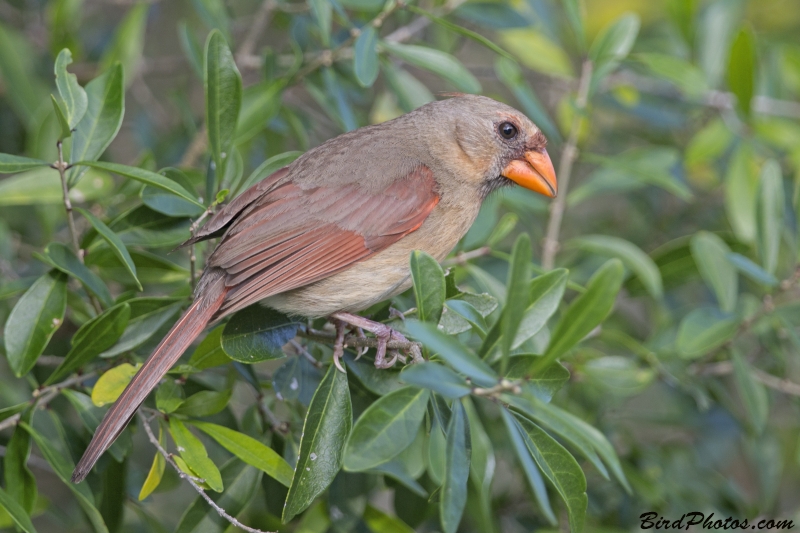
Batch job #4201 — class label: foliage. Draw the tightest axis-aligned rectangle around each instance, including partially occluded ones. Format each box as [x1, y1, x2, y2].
[1, 0, 800, 532]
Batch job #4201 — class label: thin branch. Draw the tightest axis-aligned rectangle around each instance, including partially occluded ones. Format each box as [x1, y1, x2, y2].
[289, 339, 323, 368]
[179, 124, 208, 169]
[541, 60, 593, 270]
[298, 328, 422, 353]
[690, 361, 800, 397]
[236, 0, 278, 61]
[55, 141, 81, 256]
[138, 413, 275, 533]
[442, 246, 491, 266]
[0, 371, 98, 433]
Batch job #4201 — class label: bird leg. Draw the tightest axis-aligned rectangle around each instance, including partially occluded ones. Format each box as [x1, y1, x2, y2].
[329, 311, 422, 369]
[331, 318, 347, 373]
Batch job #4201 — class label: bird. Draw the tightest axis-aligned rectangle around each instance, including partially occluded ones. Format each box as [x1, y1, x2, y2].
[71, 94, 557, 483]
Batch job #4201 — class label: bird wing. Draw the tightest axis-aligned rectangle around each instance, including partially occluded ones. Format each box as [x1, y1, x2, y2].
[199, 164, 440, 317]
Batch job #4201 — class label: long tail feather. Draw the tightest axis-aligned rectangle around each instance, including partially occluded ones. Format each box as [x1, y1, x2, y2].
[71, 279, 227, 483]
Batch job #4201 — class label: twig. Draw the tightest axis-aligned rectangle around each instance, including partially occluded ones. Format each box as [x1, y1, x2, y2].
[442, 246, 491, 266]
[236, 0, 278, 61]
[138, 413, 274, 533]
[690, 361, 800, 397]
[541, 60, 593, 270]
[0, 371, 98, 433]
[298, 328, 422, 353]
[472, 379, 521, 397]
[179, 125, 208, 169]
[54, 141, 81, 256]
[289, 339, 323, 368]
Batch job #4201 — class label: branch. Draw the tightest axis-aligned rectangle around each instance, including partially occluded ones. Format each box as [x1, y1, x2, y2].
[54, 141, 80, 256]
[236, 0, 278, 61]
[442, 246, 491, 266]
[690, 361, 800, 397]
[138, 413, 275, 533]
[298, 328, 422, 353]
[541, 60, 593, 270]
[0, 371, 98, 433]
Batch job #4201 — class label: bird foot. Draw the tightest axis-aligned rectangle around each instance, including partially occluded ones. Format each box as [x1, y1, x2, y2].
[329, 311, 422, 370]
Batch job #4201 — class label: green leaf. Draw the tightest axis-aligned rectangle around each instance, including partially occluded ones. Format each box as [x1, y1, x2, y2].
[381, 42, 481, 93]
[494, 57, 562, 143]
[236, 151, 301, 194]
[0, 167, 113, 206]
[0, 153, 49, 173]
[283, 365, 352, 522]
[67, 64, 125, 186]
[727, 26, 756, 117]
[155, 379, 184, 413]
[757, 160, 784, 276]
[562, 0, 586, 50]
[354, 26, 379, 87]
[343, 351, 403, 396]
[400, 362, 472, 398]
[309, 0, 332, 45]
[51, 94, 72, 139]
[533, 259, 624, 374]
[444, 300, 487, 336]
[20, 420, 109, 533]
[440, 400, 471, 533]
[344, 387, 430, 472]
[98, 4, 148, 85]
[176, 389, 231, 417]
[188, 327, 231, 370]
[635, 53, 708, 96]
[0, 23, 49, 125]
[62, 389, 132, 462]
[676, 307, 740, 359]
[142, 168, 204, 218]
[46, 303, 130, 384]
[76, 162, 203, 208]
[504, 356, 570, 402]
[191, 421, 293, 487]
[589, 12, 640, 80]
[54, 48, 88, 129]
[690, 231, 737, 313]
[3, 412, 36, 514]
[500, 408, 556, 525]
[498, 29, 574, 78]
[138, 425, 166, 500]
[512, 413, 587, 533]
[514, 269, 568, 350]
[569, 235, 662, 299]
[405, 320, 498, 387]
[731, 348, 769, 433]
[726, 253, 778, 287]
[99, 300, 182, 357]
[410, 250, 446, 324]
[724, 142, 759, 243]
[364, 505, 415, 533]
[175, 459, 261, 533]
[221, 306, 301, 363]
[4, 271, 67, 377]
[91, 363, 139, 406]
[78, 207, 142, 291]
[169, 419, 223, 492]
[382, 64, 435, 112]
[205, 30, 242, 181]
[500, 233, 532, 373]
[40, 242, 112, 306]
[236, 81, 283, 144]
[0, 487, 38, 533]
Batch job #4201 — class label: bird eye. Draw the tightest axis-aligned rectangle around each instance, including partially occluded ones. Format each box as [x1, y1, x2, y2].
[498, 122, 518, 140]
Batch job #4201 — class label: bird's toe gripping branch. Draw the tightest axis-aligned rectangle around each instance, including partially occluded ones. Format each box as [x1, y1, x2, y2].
[329, 311, 423, 371]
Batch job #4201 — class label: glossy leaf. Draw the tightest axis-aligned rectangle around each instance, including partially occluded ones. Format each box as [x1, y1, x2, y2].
[677, 307, 740, 359]
[155, 379, 184, 413]
[405, 320, 498, 387]
[169, 419, 223, 492]
[221, 306, 301, 363]
[513, 413, 587, 533]
[67, 64, 124, 186]
[440, 400, 471, 533]
[344, 387, 430, 471]
[40, 242, 112, 306]
[138, 425, 166, 500]
[400, 362, 472, 398]
[0, 153, 49, 173]
[570, 235, 662, 299]
[54, 48, 87, 129]
[757, 160, 784, 275]
[444, 300, 487, 336]
[188, 327, 231, 370]
[236, 151, 301, 194]
[142, 168, 204, 217]
[410, 250, 446, 324]
[4, 271, 67, 377]
[533, 259, 624, 373]
[91, 363, 138, 406]
[99, 300, 182, 357]
[343, 351, 403, 396]
[205, 30, 242, 180]
[3, 411, 36, 514]
[504, 356, 570, 402]
[0, 487, 37, 533]
[500, 233, 532, 373]
[500, 408, 556, 524]
[727, 26, 756, 117]
[20, 420, 109, 533]
[191, 421, 293, 486]
[283, 365, 352, 522]
[176, 389, 231, 417]
[691, 231, 737, 313]
[731, 348, 769, 433]
[46, 302, 130, 384]
[0, 167, 113, 206]
[354, 26, 379, 87]
[76, 162, 203, 208]
[381, 42, 481, 93]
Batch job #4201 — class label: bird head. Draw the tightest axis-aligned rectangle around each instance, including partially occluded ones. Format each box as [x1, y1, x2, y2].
[426, 95, 558, 199]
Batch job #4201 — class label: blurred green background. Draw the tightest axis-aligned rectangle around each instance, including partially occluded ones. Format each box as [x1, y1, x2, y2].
[1, 0, 800, 532]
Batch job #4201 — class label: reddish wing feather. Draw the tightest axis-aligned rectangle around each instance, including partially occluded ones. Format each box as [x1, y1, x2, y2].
[207, 165, 440, 317]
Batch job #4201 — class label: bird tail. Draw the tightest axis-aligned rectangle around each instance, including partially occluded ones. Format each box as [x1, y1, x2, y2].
[71, 277, 227, 483]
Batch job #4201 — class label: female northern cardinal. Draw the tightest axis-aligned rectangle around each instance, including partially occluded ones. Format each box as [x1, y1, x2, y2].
[72, 94, 557, 482]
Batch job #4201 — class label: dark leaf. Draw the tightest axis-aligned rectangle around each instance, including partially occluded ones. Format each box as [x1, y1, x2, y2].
[410, 250, 446, 324]
[0, 153, 49, 173]
[500, 233, 532, 373]
[221, 306, 301, 363]
[205, 30, 242, 180]
[354, 26, 379, 87]
[40, 242, 113, 306]
[400, 362, 472, 398]
[440, 400, 471, 533]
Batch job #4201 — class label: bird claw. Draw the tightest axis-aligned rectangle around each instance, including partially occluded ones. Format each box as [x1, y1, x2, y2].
[329, 311, 422, 370]
[331, 319, 347, 373]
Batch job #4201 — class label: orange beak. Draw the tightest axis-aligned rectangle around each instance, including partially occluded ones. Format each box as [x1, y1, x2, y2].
[501, 149, 558, 198]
